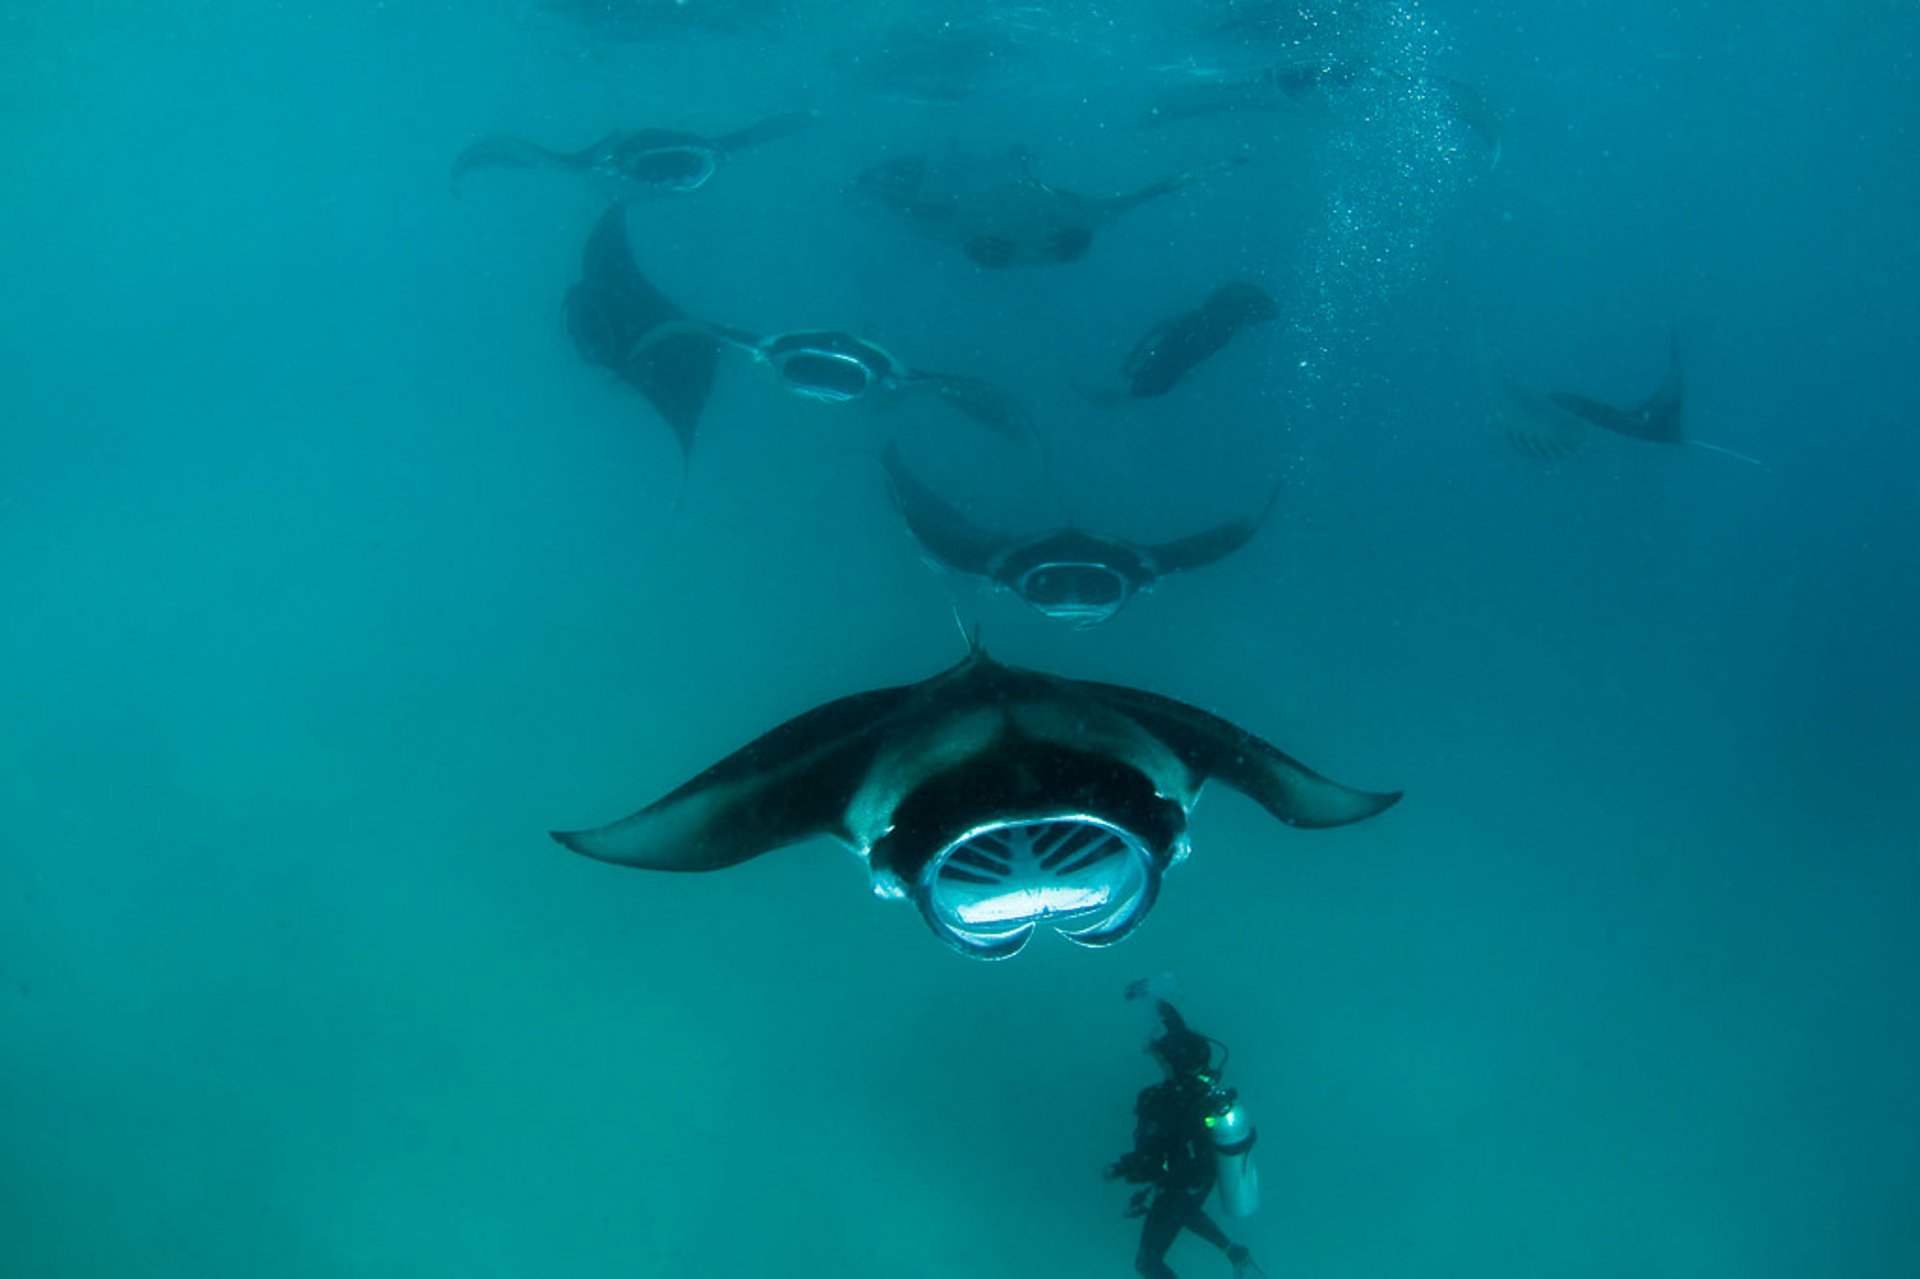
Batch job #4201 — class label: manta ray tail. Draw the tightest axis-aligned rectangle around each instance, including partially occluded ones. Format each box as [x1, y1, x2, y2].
[1687, 439, 1764, 466]
[451, 135, 575, 185]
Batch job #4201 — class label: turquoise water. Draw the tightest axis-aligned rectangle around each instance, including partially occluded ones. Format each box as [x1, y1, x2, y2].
[2, 2, 1914, 1275]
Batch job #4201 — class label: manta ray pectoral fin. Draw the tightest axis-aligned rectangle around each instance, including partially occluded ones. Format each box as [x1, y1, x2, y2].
[1045, 227, 1095, 261]
[1108, 155, 1248, 216]
[1142, 485, 1280, 575]
[913, 373, 1044, 456]
[1506, 424, 1587, 461]
[552, 685, 919, 872]
[964, 235, 1019, 268]
[881, 442, 1010, 576]
[1082, 682, 1401, 829]
[1546, 392, 1650, 440]
[1498, 383, 1592, 459]
[711, 109, 819, 153]
[569, 204, 721, 458]
[1545, 336, 1687, 445]
[622, 328, 720, 458]
[451, 135, 573, 185]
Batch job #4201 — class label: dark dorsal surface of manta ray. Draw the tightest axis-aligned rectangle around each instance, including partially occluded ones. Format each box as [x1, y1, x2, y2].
[563, 202, 722, 463]
[1503, 334, 1759, 464]
[551, 640, 1400, 958]
[855, 146, 1246, 268]
[1545, 333, 1685, 444]
[883, 443, 1279, 627]
[1087, 280, 1280, 403]
[452, 109, 816, 194]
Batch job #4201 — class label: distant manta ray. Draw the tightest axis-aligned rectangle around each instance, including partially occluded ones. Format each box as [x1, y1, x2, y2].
[1141, 57, 1502, 161]
[1082, 281, 1279, 404]
[452, 110, 816, 195]
[883, 443, 1279, 627]
[563, 202, 1042, 470]
[1502, 334, 1761, 465]
[855, 146, 1246, 268]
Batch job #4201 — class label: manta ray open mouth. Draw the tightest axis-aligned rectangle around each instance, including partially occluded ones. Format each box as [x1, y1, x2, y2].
[918, 815, 1162, 958]
[612, 145, 720, 191]
[1016, 562, 1133, 626]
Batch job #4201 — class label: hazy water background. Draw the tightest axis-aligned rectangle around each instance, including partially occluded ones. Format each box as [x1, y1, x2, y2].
[2, 1, 1914, 1275]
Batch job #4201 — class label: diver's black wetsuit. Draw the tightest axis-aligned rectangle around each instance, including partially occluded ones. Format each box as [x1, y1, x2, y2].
[1110, 1076, 1246, 1279]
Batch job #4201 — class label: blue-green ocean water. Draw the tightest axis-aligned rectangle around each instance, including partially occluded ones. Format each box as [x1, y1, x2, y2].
[2, 2, 1914, 1275]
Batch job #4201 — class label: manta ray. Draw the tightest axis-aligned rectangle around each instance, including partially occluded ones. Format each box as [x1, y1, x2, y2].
[552, 639, 1399, 958]
[562, 202, 1040, 466]
[883, 443, 1278, 627]
[452, 110, 815, 194]
[1502, 334, 1761, 465]
[1083, 280, 1280, 404]
[855, 147, 1245, 268]
[1141, 57, 1502, 160]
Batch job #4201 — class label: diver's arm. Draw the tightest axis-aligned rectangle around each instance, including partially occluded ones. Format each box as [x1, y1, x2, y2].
[1107, 1086, 1176, 1182]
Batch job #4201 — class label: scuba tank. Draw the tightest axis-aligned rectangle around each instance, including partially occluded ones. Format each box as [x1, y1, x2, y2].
[1202, 1084, 1260, 1218]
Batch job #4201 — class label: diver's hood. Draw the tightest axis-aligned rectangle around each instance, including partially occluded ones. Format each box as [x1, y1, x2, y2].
[866, 740, 1188, 958]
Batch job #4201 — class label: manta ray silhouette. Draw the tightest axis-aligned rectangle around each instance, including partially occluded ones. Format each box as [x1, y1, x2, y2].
[855, 146, 1245, 268]
[452, 110, 815, 195]
[563, 202, 1041, 466]
[1084, 281, 1280, 403]
[552, 642, 1399, 958]
[563, 201, 721, 465]
[883, 443, 1279, 627]
[1503, 334, 1761, 465]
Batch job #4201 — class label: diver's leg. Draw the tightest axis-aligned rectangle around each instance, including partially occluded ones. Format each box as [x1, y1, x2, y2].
[1179, 1202, 1262, 1277]
[1134, 1191, 1185, 1279]
[1182, 1203, 1232, 1251]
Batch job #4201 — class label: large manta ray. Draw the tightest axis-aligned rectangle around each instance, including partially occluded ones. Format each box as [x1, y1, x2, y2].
[452, 110, 815, 195]
[855, 147, 1244, 268]
[552, 641, 1399, 958]
[883, 443, 1278, 627]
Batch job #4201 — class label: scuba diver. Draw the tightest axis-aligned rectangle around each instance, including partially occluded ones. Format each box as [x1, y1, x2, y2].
[1107, 985, 1264, 1279]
